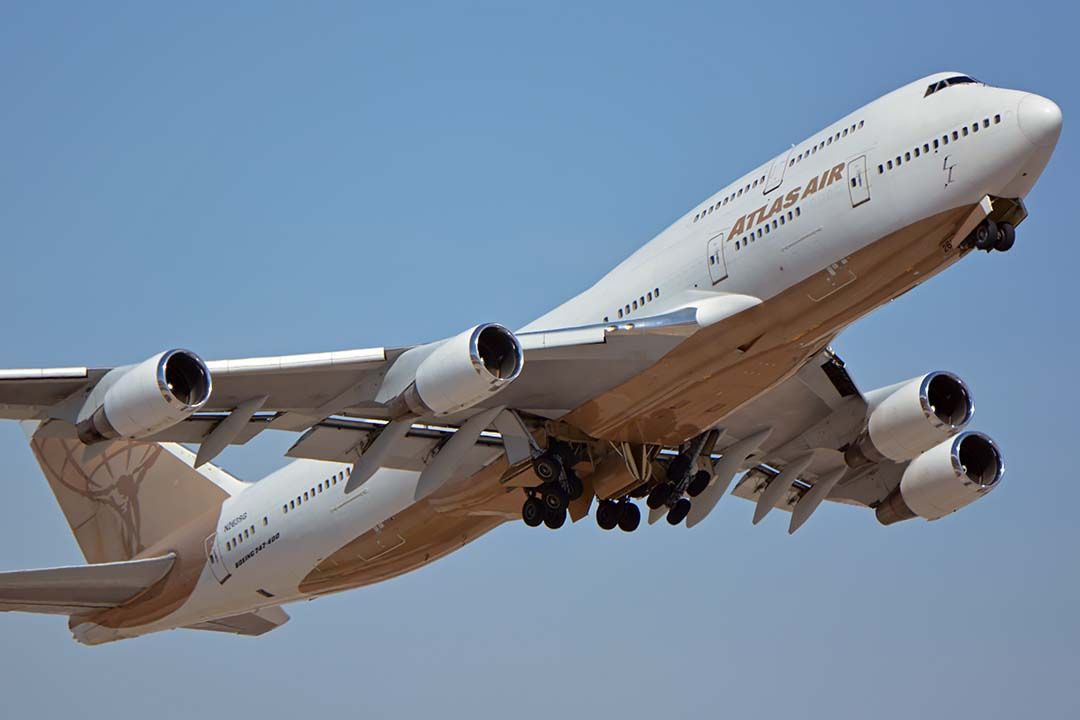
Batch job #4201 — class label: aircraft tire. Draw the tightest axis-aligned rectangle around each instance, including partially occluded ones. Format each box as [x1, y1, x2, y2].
[666, 498, 692, 525]
[542, 484, 569, 511]
[565, 470, 584, 501]
[533, 453, 563, 482]
[544, 507, 567, 530]
[596, 501, 619, 530]
[996, 222, 1016, 252]
[523, 497, 545, 527]
[687, 470, 711, 498]
[617, 502, 641, 532]
[973, 220, 999, 251]
[646, 482, 675, 509]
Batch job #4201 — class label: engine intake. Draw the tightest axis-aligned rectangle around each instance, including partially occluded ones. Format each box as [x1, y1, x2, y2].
[385, 323, 524, 417]
[76, 349, 213, 444]
[846, 371, 973, 466]
[876, 431, 1004, 525]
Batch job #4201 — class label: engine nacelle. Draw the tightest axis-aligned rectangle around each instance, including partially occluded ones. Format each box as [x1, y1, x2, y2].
[386, 324, 523, 417]
[876, 431, 1004, 525]
[76, 349, 212, 444]
[846, 371, 973, 466]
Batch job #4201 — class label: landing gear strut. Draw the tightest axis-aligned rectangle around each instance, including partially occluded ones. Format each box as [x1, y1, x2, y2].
[522, 442, 582, 529]
[651, 430, 720, 526]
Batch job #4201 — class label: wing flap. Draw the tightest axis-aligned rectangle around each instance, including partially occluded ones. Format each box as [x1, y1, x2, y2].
[185, 606, 290, 637]
[0, 553, 175, 614]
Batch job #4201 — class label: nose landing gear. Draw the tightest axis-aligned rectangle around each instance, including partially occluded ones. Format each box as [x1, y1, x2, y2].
[970, 219, 1016, 253]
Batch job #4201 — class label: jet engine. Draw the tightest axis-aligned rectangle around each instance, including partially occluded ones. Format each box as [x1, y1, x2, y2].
[876, 431, 1003, 525]
[845, 371, 973, 466]
[76, 349, 212, 444]
[384, 323, 524, 417]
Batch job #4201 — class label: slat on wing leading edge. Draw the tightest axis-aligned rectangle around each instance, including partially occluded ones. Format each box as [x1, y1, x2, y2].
[205, 347, 386, 375]
[0, 367, 88, 381]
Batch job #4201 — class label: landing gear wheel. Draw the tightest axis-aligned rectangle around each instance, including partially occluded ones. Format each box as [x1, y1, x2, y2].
[996, 222, 1016, 252]
[973, 220, 1000, 252]
[544, 507, 567, 530]
[533, 453, 563, 482]
[646, 482, 675, 510]
[666, 498, 692, 526]
[542, 484, 569, 512]
[522, 497, 545, 527]
[617, 502, 641, 532]
[564, 470, 584, 501]
[596, 501, 619, 530]
[687, 470, 711, 498]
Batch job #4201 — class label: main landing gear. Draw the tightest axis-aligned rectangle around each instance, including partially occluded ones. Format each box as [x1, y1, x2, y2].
[595, 498, 641, 532]
[521, 443, 584, 530]
[647, 429, 720, 526]
[970, 219, 1016, 253]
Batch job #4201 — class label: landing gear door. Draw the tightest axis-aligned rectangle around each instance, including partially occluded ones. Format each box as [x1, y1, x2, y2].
[763, 149, 793, 194]
[205, 533, 231, 584]
[707, 232, 727, 284]
[847, 155, 871, 207]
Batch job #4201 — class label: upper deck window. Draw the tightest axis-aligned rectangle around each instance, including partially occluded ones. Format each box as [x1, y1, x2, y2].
[925, 75, 980, 97]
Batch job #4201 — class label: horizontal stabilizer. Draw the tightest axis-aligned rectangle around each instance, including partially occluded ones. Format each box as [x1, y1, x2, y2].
[0, 553, 175, 615]
[185, 606, 290, 637]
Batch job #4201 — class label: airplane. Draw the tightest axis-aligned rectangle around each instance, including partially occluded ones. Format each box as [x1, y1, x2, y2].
[0, 72, 1061, 644]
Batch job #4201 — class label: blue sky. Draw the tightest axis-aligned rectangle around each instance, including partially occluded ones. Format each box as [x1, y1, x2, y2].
[0, 2, 1076, 718]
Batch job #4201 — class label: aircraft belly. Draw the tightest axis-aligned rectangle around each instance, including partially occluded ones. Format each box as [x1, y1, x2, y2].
[298, 458, 518, 595]
[562, 204, 977, 444]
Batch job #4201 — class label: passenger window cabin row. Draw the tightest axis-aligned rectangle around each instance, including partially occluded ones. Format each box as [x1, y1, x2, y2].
[225, 517, 267, 552]
[733, 207, 801, 251]
[282, 468, 349, 515]
[606, 287, 661, 322]
[694, 174, 767, 222]
[789, 119, 866, 168]
[221, 468, 353, 556]
[877, 113, 1002, 175]
[693, 120, 865, 224]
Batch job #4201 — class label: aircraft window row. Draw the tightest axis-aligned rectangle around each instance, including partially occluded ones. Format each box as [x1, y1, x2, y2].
[282, 469, 349, 514]
[225, 523, 258, 551]
[693, 173, 769, 222]
[606, 287, 660, 322]
[732, 207, 801, 251]
[924, 75, 979, 97]
[876, 114, 1002, 175]
[693, 119, 866, 224]
[791, 120, 866, 167]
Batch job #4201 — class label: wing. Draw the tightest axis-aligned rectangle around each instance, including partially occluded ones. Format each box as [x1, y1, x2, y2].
[0, 294, 763, 450]
[0, 554, 175, 615]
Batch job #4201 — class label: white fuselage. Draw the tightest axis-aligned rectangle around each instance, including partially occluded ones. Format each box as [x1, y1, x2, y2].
[120, 73, 1059, 640]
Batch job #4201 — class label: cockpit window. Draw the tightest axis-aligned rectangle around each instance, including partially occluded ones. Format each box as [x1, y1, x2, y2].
[925, 75, 981, 97]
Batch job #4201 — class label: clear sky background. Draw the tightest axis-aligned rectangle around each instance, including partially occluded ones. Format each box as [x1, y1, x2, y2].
[0, 2, 1076, 718]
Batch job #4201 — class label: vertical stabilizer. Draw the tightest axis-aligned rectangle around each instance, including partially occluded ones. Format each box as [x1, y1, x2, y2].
[22, 421, 247, 564]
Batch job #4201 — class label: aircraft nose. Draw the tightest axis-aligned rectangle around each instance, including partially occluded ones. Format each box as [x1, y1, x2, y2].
[1017, 93, 1063, 149]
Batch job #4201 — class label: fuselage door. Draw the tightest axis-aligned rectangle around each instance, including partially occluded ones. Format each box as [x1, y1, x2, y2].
[707, 232, 727, 284]
[204, 533, 232, 584]
[763, 149, 793, 194]
[847, 155, 871, 207]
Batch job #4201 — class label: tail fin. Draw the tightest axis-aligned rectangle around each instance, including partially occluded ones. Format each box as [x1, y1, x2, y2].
[23, 421, 247, 564]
